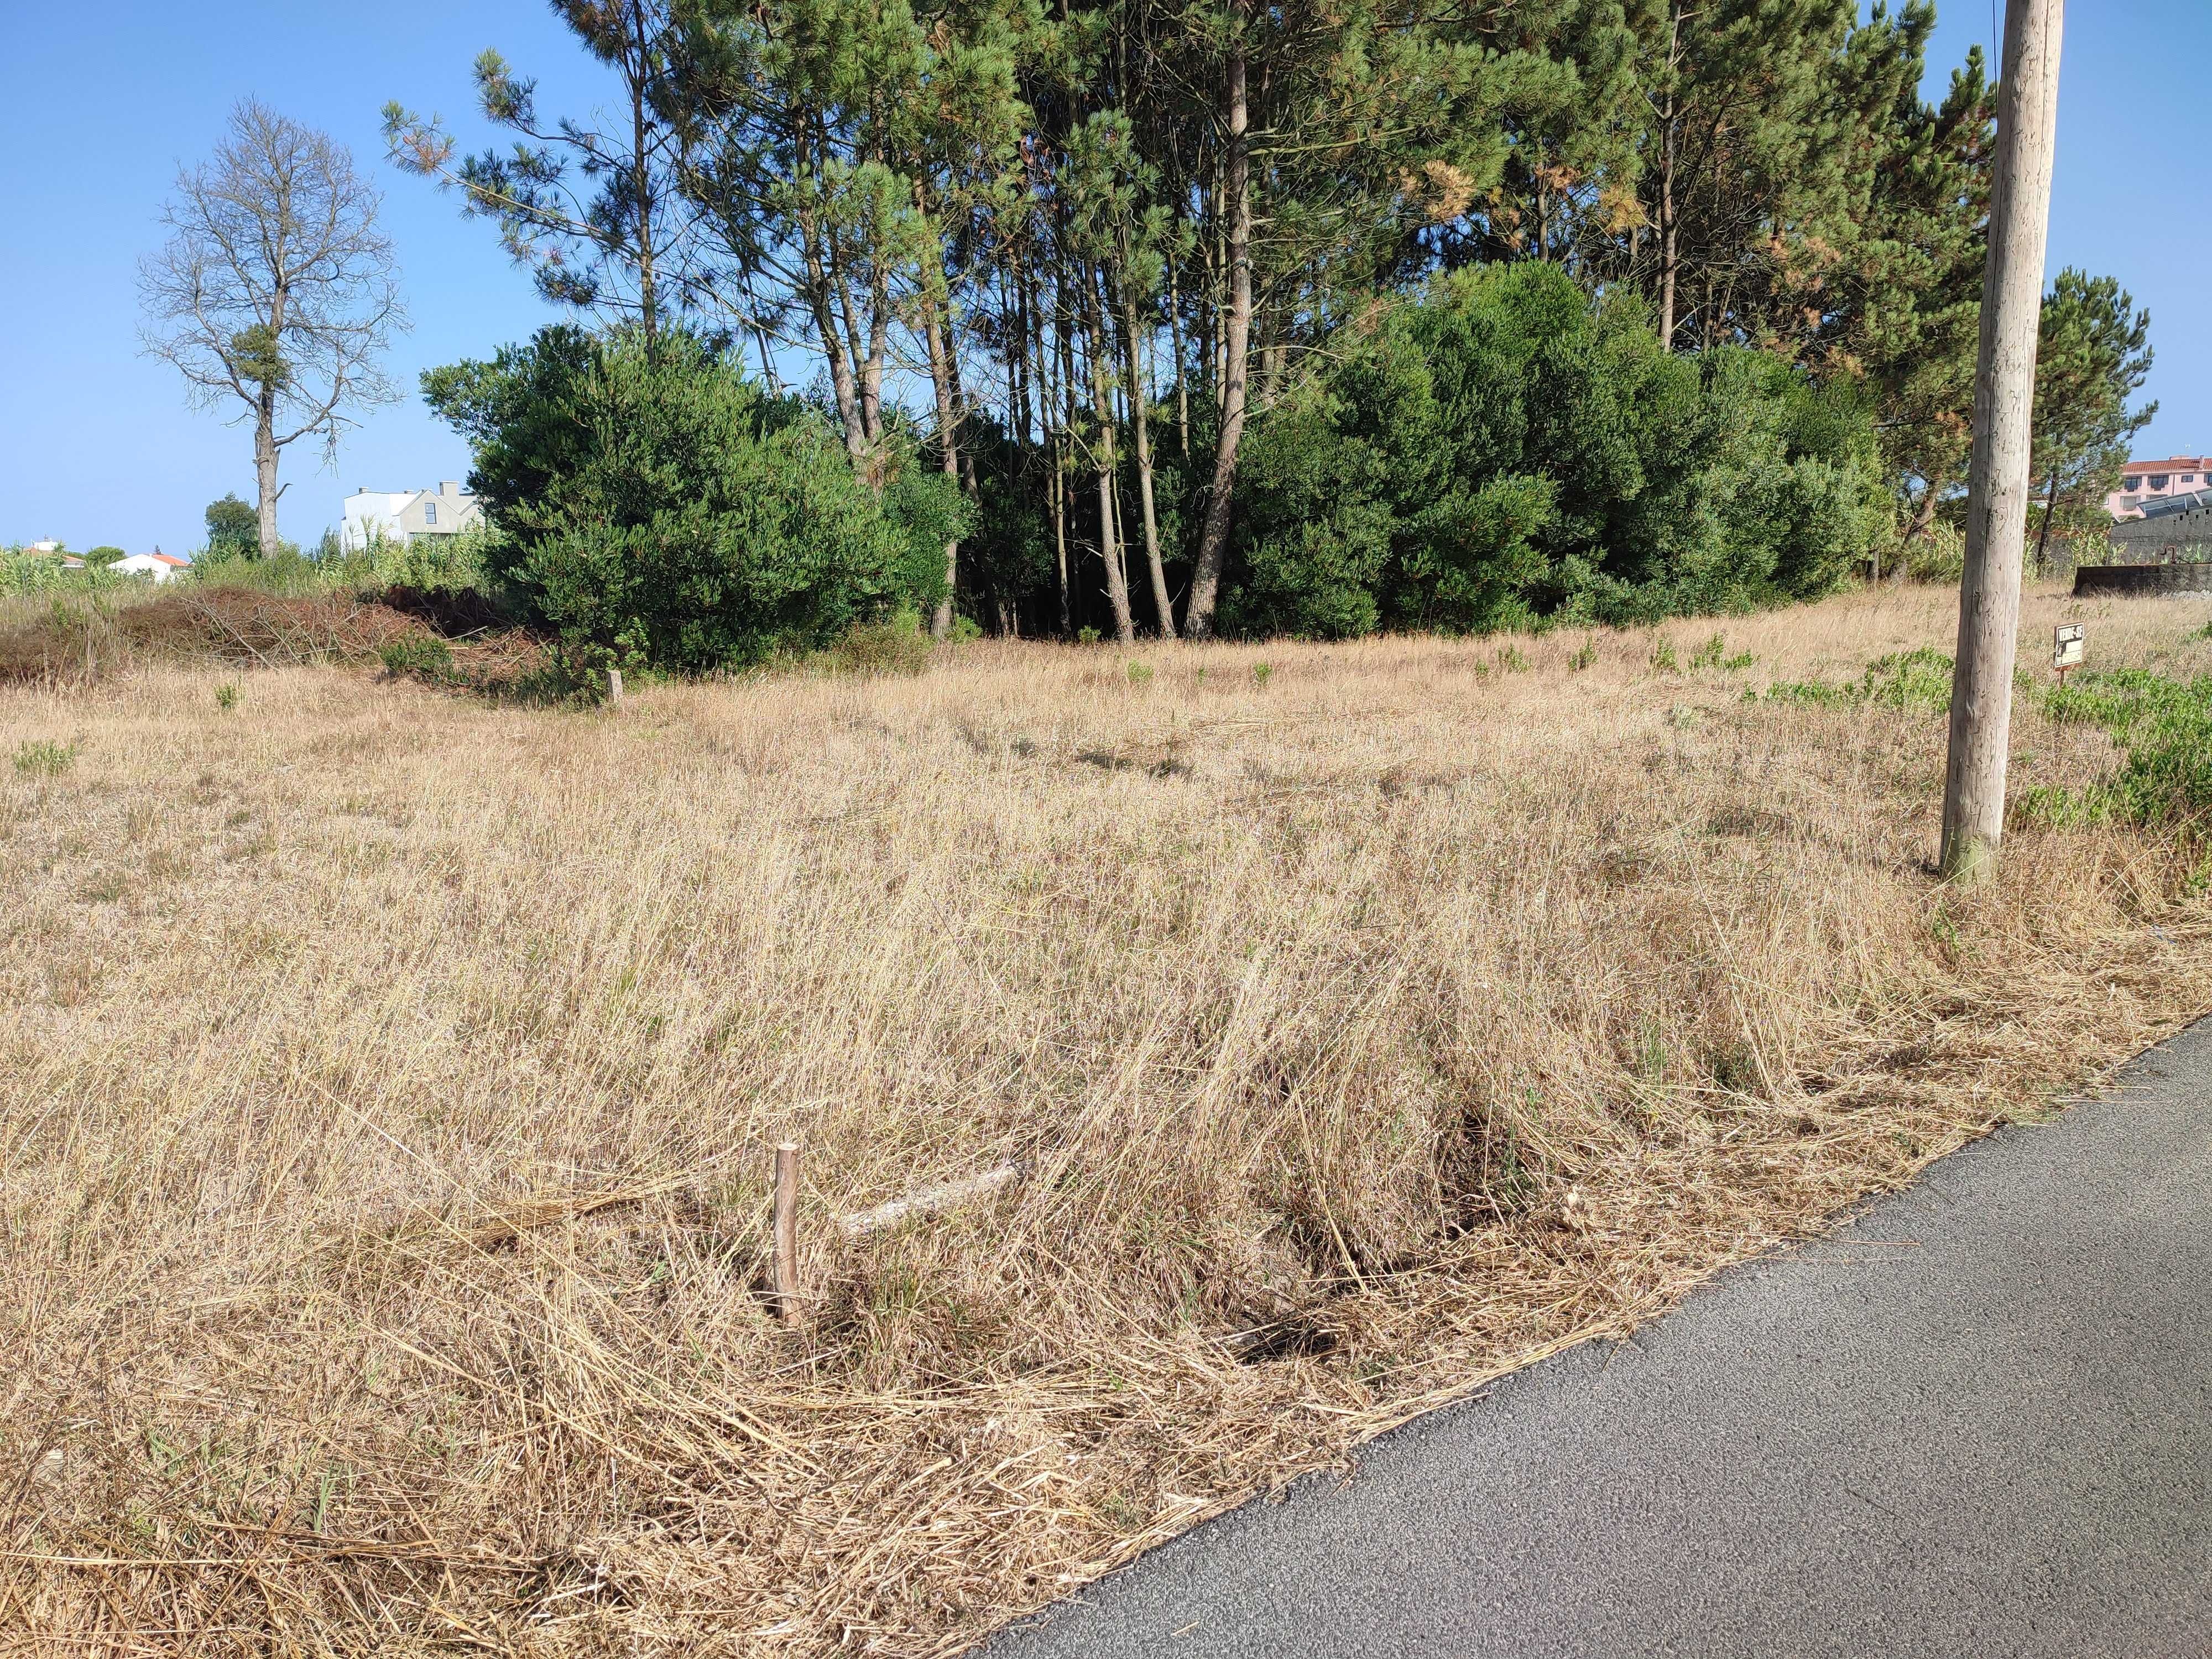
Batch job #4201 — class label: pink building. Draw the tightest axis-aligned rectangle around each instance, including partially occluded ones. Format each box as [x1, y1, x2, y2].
[2108, 455, 2212, 519]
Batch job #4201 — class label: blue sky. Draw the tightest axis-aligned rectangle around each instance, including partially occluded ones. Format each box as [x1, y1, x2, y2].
[1, 1, 2204, 555]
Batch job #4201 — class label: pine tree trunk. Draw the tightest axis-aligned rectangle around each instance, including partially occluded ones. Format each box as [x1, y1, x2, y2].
[1658, 132, 1678, 348]
[794, 148, 868, 467]
[923, 295, 963, 639]
[628, 14, 659, 347]
[1052, 261, 1077, 639]
[1044, 287, 1067, 634]
[861, 267, 890, 451]
[1087, 284, 1135, 646]
[1121, 275, 1176, 638]
[1168, 257, 1190, 458]
[2033, 469, 2060, 578]
[1185, 14, 1253, 641]
[1656, 10, 1682, 350]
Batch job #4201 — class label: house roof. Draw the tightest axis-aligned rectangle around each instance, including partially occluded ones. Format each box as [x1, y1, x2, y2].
[2136, 490, 2212, 521]
[2122, 456, 2212, 475]
[149, 552, 189, 567]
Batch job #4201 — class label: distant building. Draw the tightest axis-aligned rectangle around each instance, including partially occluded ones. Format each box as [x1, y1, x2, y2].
[2107, 456, 2212, 520]
[109, 551, 190, 582]
[341, 482, 484, 551]
[2107, 492, 2212, 564]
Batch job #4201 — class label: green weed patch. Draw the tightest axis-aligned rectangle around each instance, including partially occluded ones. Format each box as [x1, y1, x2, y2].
[1759, 646, 1953, 713]
[2024, 667, 2212, 829]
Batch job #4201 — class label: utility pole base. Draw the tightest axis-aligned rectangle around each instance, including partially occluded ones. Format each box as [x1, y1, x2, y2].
[1940, 831, 1999, 888]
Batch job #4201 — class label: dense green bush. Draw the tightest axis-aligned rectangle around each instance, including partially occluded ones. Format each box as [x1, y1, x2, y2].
[424, 328, 961, 674]
[1221, 264, 1887, 638]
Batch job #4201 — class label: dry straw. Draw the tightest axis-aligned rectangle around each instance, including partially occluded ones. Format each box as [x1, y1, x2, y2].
[2, 583, 2209, 1655]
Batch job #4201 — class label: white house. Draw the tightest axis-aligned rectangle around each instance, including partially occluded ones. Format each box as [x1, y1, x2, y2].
[341, 481, 484, 551]
[110, 551, 190, 582]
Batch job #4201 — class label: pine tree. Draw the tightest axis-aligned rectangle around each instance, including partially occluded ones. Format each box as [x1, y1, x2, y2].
[2031, 269, 2155, 573]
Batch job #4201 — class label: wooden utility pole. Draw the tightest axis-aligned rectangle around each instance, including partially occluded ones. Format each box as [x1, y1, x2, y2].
[1939, 0, 2064, 884]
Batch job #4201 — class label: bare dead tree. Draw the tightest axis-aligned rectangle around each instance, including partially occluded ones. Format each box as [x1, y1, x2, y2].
[140, 99, 406, 557]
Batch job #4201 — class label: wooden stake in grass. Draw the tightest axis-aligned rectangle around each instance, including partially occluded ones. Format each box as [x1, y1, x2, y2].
[607, 667, 624, 705]
[771, 1141, 801, 1323]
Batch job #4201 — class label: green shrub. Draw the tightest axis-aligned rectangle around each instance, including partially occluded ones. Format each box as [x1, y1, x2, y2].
[378, 634, 457, 683]
[1221, 264, 1886, 639]
[424, 327, 955, 675]
[1901, 521, 1966, 583]
[822, 613, 936, 677]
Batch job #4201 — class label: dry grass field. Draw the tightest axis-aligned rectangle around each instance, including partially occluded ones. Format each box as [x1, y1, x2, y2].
[4, 582, 2211, 1655]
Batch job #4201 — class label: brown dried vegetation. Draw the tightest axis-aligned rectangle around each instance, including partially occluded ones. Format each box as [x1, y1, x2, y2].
[0, 588, 546, 696]
[2, 585, 2209, 1655]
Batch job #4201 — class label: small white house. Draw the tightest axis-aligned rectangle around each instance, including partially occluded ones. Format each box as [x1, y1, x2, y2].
[341, 481, 484, 551]
[111, 551, 190, 582]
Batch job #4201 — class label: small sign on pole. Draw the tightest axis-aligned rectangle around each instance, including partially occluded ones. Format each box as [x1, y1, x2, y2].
[2053, 623, 2085, 683]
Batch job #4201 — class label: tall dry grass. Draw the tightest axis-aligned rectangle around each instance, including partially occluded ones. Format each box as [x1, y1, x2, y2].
[3, 584, 2210, 1655]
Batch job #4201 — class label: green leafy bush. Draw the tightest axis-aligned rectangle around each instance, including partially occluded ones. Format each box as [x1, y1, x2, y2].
[424, 327, 958, 674]
[378, 634, 457, 683]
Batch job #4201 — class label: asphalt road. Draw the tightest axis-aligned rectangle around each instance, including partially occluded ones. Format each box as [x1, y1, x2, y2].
[990, 1017, 2212, 1659]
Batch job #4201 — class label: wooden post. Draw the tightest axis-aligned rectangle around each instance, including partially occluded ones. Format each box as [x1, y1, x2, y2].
[771, 1141, 801, 1323]
[1939, 0, 2065, 884]
[606, 667, 624, 705]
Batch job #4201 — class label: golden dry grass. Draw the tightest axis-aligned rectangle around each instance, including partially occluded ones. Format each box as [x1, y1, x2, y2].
[4, 582, 2211, 1655]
